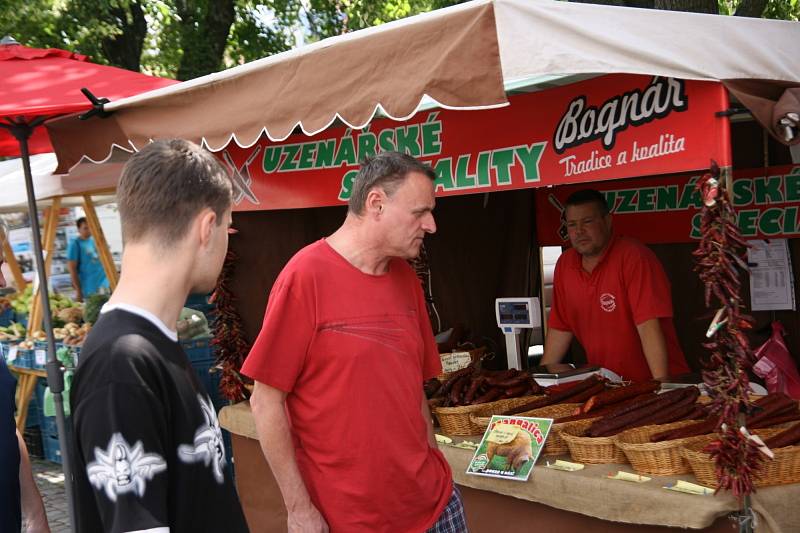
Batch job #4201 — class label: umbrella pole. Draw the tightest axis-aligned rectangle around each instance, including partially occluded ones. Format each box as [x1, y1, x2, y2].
[9, 120, 77, 533]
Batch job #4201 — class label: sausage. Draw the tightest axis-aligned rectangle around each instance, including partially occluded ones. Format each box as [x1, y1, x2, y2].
[581, 380, 661, 414]
[763, 422, 800, 449]
[440, 366, 474, 397]
[746, 396, 797, 427]
[503, 383, 531, 398]
[650, 417, 718, 442]
[565, 382, 606, 405]
[624, 389, 700, 429]
[678, 404, 708, 421]
[483, 369, 518, 386]
[749, 412, 800, 429]
[492, 375, 530, 388]
[588, 388, 689, 437]
[449, 374, 471, 406]
[463, 376, 485, 404]
[471, 387, 505, 405]
[502, 375, 604, 415]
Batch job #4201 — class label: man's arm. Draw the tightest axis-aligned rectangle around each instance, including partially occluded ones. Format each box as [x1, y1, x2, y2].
[540, 328, 575, 371]
[636, 318, 669, 381]
[67, 260, 82, 301]
[250, 381, 328, 533]
[17, 430, 50, 533]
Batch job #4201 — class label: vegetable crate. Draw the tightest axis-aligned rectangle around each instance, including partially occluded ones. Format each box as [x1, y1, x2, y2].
[11, 348, 35, 369]
[0, 307, 13, 326]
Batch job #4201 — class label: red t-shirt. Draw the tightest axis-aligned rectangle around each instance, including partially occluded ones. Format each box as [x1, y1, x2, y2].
[548, 236, 689, 382]
[241, 240, 452, 533]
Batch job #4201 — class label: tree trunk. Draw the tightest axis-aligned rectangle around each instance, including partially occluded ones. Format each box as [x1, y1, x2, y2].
[176, 0, 236, 81]
[653, 0, 718, 13]
[100, 1, 146, 72]
[734, 0, 768, 17]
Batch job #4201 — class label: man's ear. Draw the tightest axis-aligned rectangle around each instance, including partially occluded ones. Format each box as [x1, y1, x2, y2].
[365, 187, 386, 218]
[197, 208, 218, 248]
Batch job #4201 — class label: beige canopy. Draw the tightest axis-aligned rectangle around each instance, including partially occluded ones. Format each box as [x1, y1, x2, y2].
[47, 0, 800, 172]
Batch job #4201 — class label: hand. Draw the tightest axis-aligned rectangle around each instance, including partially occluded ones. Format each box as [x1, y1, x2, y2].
[288, 503, 329, 533]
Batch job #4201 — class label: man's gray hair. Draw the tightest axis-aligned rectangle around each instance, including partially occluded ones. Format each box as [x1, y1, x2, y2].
[348, 151, 435, 215]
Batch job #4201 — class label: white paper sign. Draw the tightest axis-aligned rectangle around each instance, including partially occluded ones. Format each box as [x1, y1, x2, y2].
[35, 350, 47, 366]
[8, 346, 18, 362]
[440, 351, 472, 373]
[747, 239, 796, 311]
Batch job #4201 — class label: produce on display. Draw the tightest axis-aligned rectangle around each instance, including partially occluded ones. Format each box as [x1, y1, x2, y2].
[211, 250, 251, 401]
[84, 294, 110, 325]
[0, 322, 26, 340]
[430, 361, 542, 408]
[693, 162, 762, 498]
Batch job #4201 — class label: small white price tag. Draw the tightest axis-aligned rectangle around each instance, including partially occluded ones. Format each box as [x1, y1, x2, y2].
[35, 350, 47, 366]
[440, 351, 472, 373]
[8, 346, 18, 362]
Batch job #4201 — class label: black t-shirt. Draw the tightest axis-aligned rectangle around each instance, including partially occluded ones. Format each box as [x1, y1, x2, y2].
[71, 308, 249, 533]
[1, 359, 21, 533]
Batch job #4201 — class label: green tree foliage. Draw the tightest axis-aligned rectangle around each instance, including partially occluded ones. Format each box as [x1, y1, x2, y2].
[0, 0, 796, 80]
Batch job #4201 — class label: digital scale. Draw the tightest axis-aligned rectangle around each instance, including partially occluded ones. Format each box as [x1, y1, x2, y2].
[495, 297, 541, 370]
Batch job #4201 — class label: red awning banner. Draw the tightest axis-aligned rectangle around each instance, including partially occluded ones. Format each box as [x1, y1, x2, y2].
[219, 74, 731, 211]
[535, 165, 800, 246]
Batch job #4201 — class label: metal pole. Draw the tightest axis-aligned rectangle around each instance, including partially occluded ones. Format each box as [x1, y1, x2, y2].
[10, 120, 77, 532]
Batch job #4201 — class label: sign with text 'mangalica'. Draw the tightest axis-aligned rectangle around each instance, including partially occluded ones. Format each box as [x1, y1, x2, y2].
[218, 74, 730, 211]
[535, 165, 800, 245]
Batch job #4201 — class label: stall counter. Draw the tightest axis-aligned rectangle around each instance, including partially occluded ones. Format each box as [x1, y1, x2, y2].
[219, 402, 799, 533]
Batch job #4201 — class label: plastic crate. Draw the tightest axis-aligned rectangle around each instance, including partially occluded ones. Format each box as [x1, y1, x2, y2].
[184, 293, 216, 319]
[24, 378, 47, 429]
[42, 434, 62, 464]
[23, 427, 43, 459]
[40, 415, 59, 439]
[181, 337, 213, 363]
[0, 307, 13, 326]
[10, 347, 35, 369]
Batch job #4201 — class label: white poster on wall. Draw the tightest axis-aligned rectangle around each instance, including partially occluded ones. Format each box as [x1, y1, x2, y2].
[747, 239, 796, 311]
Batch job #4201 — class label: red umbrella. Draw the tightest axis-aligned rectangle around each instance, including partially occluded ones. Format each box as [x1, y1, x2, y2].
[0, 36, 177, 531]
[0, 37, 176, 155]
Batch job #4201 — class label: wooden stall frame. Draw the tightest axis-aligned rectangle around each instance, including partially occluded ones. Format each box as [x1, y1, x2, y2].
[27, 198, 61, 336]
[0, 223, 26, 290]
[82, 194, 119, 290]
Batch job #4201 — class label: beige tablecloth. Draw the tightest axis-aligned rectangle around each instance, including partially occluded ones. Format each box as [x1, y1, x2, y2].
[220, 402, 800, 532]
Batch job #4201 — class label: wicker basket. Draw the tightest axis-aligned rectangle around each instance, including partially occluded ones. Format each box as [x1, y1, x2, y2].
[614, 420, 709, 476]
[470, 403, 582, 455]
[682, 428, 800, 488]
[560, 420, 628, 464]
[434, 394, 544, 436]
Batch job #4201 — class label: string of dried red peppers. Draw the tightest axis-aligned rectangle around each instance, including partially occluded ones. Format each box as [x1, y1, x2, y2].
[211, 249, 252, 402]
[693, 161, 762, 499]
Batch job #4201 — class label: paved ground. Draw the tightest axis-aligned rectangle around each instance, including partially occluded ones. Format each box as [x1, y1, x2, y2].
[29, 459, 71, 533]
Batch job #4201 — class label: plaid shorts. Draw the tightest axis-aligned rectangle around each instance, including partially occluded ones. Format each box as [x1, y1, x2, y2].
[427, 486, 468, 533]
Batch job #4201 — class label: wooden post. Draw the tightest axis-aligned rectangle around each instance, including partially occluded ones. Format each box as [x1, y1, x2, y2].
[27, 199, 60, 335]
[82, 195, 118, 290]
[1, 225, 27, 290]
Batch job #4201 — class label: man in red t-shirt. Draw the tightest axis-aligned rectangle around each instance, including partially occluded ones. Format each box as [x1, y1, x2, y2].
[242, 152, 463, 533]
[541, 189, 689, 382]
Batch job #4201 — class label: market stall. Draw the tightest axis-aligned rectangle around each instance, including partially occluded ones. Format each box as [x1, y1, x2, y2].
[41, 0, 800, 531]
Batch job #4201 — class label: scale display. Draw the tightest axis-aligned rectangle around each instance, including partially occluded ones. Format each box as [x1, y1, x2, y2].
[498, 302, 532, 325]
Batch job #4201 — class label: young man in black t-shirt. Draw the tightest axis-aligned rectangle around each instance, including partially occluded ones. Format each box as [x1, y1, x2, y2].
[70, 139, 249, 532]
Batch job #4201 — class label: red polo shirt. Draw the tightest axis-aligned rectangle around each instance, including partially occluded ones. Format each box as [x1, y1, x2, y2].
[549, 236, 689, 382]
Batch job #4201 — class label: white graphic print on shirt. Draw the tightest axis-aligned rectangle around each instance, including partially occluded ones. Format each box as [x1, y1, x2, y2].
[87, 433, 167, 502]
[178, 394, 227, 484]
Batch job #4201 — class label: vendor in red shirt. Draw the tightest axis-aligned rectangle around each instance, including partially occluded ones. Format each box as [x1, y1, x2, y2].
[243, 152, 462, 533]
[540, 189, 689, 382]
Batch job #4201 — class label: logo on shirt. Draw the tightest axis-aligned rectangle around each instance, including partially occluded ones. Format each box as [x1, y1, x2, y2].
[87, 433, 167, 502]
[178, 394, 227, 484]
[600, 293, 617, 313]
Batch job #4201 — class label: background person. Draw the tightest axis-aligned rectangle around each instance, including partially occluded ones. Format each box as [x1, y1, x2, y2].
[67, 217, 109, 301]
[540, 189, 690, 382]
